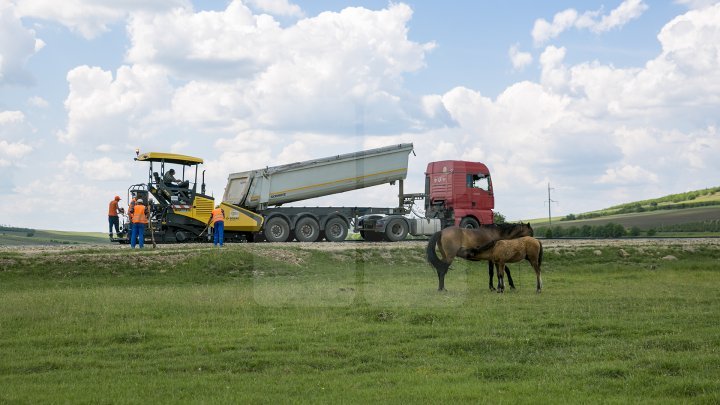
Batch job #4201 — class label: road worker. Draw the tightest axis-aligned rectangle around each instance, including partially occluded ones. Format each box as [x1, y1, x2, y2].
[208, 204, 225, 247]
[130, 198, 148, 249]
[128, 197, 136, 222]
[108, 195, 123, 240]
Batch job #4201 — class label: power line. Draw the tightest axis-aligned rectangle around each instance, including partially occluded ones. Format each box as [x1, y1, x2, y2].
[545, 182, 558, 227]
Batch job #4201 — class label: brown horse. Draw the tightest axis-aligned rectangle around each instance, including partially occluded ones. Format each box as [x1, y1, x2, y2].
[426, 223, 534, 291]
[470, 236, 543, 293]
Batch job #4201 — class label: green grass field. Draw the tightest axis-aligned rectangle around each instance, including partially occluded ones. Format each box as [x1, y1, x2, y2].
[1, 242, 719, 403]
[0, 228, 108, 246]
[526, 205, 720, 232]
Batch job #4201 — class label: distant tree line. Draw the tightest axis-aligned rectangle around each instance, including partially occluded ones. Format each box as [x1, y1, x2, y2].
[0, 225, 36, 237]
[536, 223, 630, 238]
[0, 225, 35, 233]
[536, 220, 720, 238]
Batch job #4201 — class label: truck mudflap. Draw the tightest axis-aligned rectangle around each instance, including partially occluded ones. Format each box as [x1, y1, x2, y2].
[220, 201, 264, 233]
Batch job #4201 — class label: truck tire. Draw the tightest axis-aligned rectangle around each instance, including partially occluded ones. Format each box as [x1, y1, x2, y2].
[295, 217, 320, 242]
[361, 231, 384, 242]
[460, 217, 480, 229]
[264, 217, 291, 242]
[384, 218, 409, 242]
[324, 217, 348, 242]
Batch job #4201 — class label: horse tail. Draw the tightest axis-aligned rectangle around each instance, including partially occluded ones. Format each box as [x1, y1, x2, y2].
[538, 240, 544, 267]
[426, 231, 449, 274]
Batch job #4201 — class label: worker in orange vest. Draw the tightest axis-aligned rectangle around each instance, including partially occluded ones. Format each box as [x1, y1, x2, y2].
[108, 195, 123, 240]
[130, 199, 149, 249]
[208, 205, 225, 247]
[128, 197, 137, 222]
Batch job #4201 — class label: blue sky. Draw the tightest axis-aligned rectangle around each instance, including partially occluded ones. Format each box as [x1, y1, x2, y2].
[1, 0, 719, 231]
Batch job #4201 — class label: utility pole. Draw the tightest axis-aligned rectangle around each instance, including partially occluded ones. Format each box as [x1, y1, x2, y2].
[546, 182, 558, 227]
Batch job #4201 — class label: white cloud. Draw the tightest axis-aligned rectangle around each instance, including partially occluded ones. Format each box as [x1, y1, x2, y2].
[0, 174, 114, 230]
[539, 45, 569, 91]
[532, 9, 579, 46]
[58, 2, 436, 154]
[597, 165, 659, 184]
[424, 4, 720, 217]
[0, 1, 42, 85]
[595, 0, 649, 33]
[27, 96, 49, 108]
[14, 0, 191, 39]
[82, 157, 131, 180]
[170, 140, 189, 153]
[122, 2, 435, 133]
[508, 43, 533, 70]
[675, 0, 719, 9]
[247, 0, 304, 18]
[0, 139, 32, 159]
[0, 110, 25, 125]
[58, 64, 173, 143]
[61, 153, 81, 172]
[532, 0, 648, 45]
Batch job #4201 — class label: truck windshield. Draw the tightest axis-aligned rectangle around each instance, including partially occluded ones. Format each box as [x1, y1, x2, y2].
[467, 174, 490, 191]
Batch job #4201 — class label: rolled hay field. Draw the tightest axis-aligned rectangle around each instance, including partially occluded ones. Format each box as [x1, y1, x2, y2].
[1, 239, 719, 403]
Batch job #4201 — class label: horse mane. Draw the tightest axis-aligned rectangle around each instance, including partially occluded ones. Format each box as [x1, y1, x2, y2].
[481, 222, 530, 236]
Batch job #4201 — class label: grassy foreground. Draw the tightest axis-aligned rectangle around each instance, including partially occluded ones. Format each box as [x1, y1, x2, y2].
[1, 242, 719, 403]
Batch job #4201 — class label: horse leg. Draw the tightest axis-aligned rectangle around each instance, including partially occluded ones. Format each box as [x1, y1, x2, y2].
[438, 268, 447, 291]
[496, 261, 505, 293]
[487, 261, 496, 291]
[534, 242, 543, 293]
[505, 265, 515, 290]
[533, 261, 542, 293]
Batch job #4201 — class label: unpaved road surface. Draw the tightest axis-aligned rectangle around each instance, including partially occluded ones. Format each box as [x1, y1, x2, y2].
[2, 238, 719, 256]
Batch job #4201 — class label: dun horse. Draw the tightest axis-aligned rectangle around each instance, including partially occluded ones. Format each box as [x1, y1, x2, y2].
[470, 236, 544, 293]
[426, 223, 533, 291]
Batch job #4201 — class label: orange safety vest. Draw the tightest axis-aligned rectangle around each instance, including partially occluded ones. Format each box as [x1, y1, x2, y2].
[132, 204, 149, 224]
[211, 208, 225, 224]
[108, 200, 119, 216]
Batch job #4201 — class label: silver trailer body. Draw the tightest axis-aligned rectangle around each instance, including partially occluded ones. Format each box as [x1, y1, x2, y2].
[223, 144, 414, 209]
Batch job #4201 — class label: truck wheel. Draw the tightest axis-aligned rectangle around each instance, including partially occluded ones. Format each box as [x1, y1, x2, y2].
[324, 217, 348, 242]
[362, 231, 384, 242]
[264, 217, 291, 242]
[384, 218, 409, 242]
[295, 217, 320, 242]
[460, 217, 480, 229]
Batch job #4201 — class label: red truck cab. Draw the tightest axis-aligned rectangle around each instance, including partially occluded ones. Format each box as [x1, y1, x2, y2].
[425, 160, 495, 228]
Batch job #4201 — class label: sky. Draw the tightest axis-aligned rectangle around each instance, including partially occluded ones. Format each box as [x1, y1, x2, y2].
[1, 0, 719, 232]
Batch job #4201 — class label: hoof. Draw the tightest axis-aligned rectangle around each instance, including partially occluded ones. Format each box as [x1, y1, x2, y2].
[488, 286, 496, 292]
[497, 289, 504, 294]
[536, 289, 542, 294]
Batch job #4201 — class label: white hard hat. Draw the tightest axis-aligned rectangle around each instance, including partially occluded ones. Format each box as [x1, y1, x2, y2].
[137, 199, 144, 204]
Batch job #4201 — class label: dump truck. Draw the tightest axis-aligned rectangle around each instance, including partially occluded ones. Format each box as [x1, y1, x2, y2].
[222, 143, 496, 242]
[113, 143, 496, 243]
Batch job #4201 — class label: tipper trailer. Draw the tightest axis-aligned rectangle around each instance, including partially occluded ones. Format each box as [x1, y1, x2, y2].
[113, 143, 496, 243]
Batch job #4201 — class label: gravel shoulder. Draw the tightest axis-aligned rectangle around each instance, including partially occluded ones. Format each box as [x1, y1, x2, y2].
[2, 238, 719, 256]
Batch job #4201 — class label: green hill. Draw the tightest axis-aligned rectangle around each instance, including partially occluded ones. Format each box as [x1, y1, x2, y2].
[524, 187, 720, 237]
[0, 226, 108, 246]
